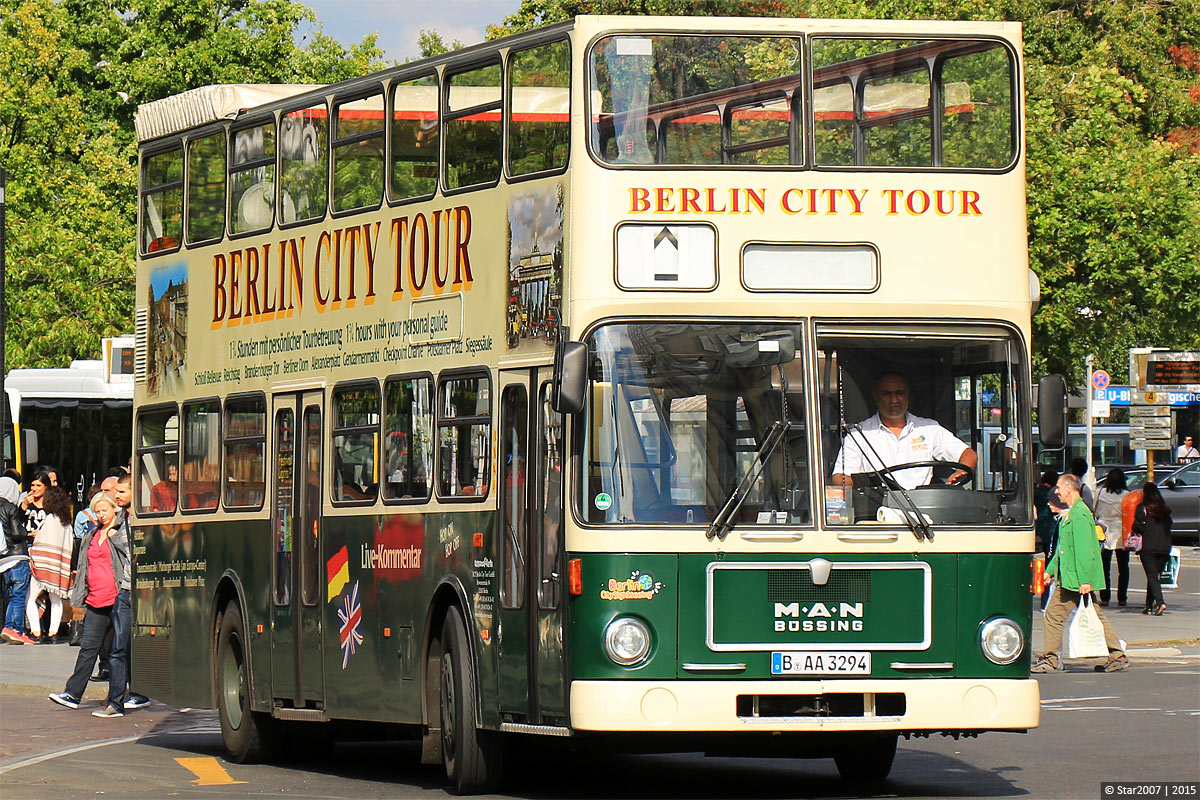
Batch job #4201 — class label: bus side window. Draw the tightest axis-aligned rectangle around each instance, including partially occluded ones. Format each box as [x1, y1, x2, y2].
[141, 146, 183, 254]
[333, 89, 385, 214]
[437, 373, 491, 499]
[444, 61, 502, 190]
[280, 103, 328, 224]
[137, 407, 179, 515]
[186, 131, 226, 244]
[182, 399, 221, 511]
[224, 394, 266, 509]
[230, 120, 276, 234]
[508, 39, 570, 177]
[331, 382, 381, 504]
[389, 73, 439, 202]
[383, 375, 432, 501]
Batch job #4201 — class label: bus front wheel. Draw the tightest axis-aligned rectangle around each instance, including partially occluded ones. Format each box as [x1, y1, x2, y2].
[439, 608, 502, 794]
[833, 733, 897, 782]
[216, 600, 279, 764]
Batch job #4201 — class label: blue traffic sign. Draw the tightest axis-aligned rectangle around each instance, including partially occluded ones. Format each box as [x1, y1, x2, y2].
[1094, 385, 1199, 406]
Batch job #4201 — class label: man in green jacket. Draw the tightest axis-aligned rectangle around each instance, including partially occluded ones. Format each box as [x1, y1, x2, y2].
[1033, 473, 1129, 673]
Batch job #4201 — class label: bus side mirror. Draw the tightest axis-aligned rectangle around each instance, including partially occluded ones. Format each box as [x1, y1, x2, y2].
[552, 340, 588, 415]
[1037, 374, 1067, 451]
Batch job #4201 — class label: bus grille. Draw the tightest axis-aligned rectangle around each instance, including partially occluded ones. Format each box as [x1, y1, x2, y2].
[133, 633, 174, 697]
[736, 693, 905, 719]
[766, 569, 872, 603]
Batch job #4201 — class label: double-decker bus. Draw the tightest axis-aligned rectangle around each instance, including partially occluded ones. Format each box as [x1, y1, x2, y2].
[131, 16, 1061, 791]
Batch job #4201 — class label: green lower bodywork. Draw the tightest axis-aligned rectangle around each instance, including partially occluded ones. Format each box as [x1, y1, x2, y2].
[131, 514, 1033, 730]
[569, 552, 1033, 681]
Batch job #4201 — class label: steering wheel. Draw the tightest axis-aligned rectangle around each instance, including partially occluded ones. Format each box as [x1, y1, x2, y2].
[878, 460, 975, 487]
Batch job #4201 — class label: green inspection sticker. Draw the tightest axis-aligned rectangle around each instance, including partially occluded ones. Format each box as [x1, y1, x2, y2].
[594, 492, 612, 511]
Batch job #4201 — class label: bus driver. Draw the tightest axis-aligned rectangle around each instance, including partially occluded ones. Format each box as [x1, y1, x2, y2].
[832, 372, 978, 490]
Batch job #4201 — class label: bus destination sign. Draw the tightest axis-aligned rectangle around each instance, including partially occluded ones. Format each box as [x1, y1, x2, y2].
[1145, 352, 1200, 392]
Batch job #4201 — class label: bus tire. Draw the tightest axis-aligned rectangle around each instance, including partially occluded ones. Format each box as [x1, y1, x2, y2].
[833, 733, 897, 782]
[216, 600, 279, 764]
[439, 608, 502, 794]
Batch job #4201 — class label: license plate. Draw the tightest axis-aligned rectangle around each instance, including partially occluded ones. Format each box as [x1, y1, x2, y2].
[771, 651, 871, 676]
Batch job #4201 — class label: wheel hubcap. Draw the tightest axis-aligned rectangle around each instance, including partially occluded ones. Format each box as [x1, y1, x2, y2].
[222, 632, 244, 729]
[440, 653, 455, 761]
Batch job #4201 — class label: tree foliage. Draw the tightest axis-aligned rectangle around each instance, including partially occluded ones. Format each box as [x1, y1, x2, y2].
[1, 0, 383, 368]
[494, 0, 1200, 388]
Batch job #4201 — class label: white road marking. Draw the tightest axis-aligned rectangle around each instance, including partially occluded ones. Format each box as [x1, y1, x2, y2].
[0, 729, 217, 775]
[1040, 696, 1117, 704]
[0, 736, 140, 774]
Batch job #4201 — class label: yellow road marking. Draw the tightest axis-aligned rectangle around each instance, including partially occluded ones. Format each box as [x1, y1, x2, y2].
[174, 756, 247, 785]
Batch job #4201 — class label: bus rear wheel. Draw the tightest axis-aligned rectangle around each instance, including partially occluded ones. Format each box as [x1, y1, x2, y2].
[833, 733, 897, 782]
[438, 608, 502, 794]
[216, 600, 279, 764]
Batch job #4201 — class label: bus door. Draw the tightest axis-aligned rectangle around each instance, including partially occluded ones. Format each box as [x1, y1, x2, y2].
[497, 369, 567, 725]
[270, 391, 326, 709]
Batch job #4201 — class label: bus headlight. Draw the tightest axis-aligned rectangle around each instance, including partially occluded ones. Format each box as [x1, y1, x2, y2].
[603, 616, 651, 666]
[980, 617, 1024, 665]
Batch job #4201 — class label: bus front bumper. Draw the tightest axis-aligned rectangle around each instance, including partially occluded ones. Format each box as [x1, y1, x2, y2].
[570, 678, 1040, 733]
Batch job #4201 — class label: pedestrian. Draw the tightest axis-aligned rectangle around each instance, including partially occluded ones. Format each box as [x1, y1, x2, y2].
[27, 486, 75, 642]
[21, 471, 51, 541]
[1178, 435, 1198, 462]
[1132, 482, 1173, 616]
[1070, 458, 1094, 511]
[1032, 473, 1129, 674]
[90, 475, 120, 674]
[1094, 468, 1130, 607]
[1034, 470, 1058, 556]
[112, 472, 149, 711]
[1, 476, 35, 644]
[48, 491, 129, 717]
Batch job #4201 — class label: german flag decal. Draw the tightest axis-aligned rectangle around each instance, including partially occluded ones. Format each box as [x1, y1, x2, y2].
[327, 546, 349, 602]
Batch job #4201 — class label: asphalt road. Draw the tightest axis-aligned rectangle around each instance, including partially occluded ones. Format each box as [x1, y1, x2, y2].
[2, 555, 1196, 800]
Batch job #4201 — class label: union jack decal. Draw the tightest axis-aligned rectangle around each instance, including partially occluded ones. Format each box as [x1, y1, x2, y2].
[337, 580, 364, 669]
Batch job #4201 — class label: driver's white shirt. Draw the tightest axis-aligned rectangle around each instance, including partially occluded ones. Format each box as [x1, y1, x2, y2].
[833, 413, 971, 490]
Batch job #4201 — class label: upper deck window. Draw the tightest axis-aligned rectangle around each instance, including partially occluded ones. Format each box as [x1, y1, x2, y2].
[508, 39, 570, 177]
[589, 35, 802, 166]
[141, 147, 183, 254]
[444, 61, 502, 190]
[389, 74, 439, 202]
[280, 103, 328, 224]
[812, 38, 1015, 168]
[230, 120, 276, 234]
[333, 90, 385, 213]
[186, 132, 225, 244]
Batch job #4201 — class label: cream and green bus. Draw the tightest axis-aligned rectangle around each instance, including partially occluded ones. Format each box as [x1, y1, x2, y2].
[131, 15, 1063, 792]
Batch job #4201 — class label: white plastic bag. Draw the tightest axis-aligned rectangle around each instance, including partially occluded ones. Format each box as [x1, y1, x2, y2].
[1160, 546, 1181, 590]
[1066, 595, 1108, 659]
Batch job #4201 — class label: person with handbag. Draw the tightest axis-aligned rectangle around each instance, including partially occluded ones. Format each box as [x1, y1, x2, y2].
[1094, 468, 1130, 607]
[1032, 473, 1128, 674]
[1132, 482, 1173, 616]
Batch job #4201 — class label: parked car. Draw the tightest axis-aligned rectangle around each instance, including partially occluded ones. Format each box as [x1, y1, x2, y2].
[1156, 462, 1200, 543]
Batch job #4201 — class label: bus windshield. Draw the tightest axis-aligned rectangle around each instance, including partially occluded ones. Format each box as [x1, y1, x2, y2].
[579, 322, 810, 526]
[816, 323, 1030, 527]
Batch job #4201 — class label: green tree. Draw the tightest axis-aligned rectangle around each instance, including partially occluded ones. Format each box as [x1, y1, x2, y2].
[1, 0, 384, 369]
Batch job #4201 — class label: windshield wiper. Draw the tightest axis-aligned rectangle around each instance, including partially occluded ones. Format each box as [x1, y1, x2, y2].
[706, 420, 788, 541]
[846, 423, 933, 542]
